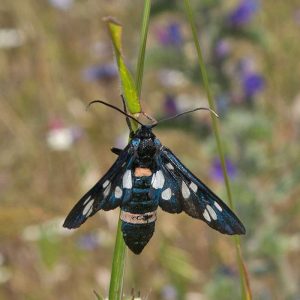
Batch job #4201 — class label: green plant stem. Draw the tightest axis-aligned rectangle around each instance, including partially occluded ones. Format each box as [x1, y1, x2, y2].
[183, 0, 252, 299]
[109, 217, 126, 300]
[108, 2, 151, 299]
[135, 0, 151, 98]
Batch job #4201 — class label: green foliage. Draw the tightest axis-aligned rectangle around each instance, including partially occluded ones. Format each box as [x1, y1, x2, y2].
[38, 232, 60, 270]
[183, 0, 252, 298]
[104, 18, 141, 117]
[205, 275, 241, 300]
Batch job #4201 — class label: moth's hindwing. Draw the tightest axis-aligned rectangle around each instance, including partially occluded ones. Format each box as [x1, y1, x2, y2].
[155, 147, 246, 235]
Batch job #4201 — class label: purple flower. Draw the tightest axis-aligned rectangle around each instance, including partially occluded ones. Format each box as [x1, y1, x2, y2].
[156, 22, 182, 47]
[294, 9, 300, 26]
[161, 285, 177, 300]
[218, 265, 237, 277]
[238, 57, 255, 74]
[77, 233, 99, 250]
[163, 94, 178, 117]
[82, 63, 118, 82]
[242, 72, 264, 97]
[229, 0, 259, 26]
[210, 158, 237, 182]
[215, 39, 231, 59]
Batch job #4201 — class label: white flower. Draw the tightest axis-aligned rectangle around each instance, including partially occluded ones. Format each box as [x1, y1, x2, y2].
[47, 127, 74, 151]
[0, 29, 24, 49]
[46, 124, 82, 151]
[48, 0, 73, 10]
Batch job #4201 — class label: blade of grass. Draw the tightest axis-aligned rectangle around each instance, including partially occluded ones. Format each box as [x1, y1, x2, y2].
[104, 17, 141, 117]
[183, 1, 252, 299]
[135, 0, 151, 98]
[104, 6, 150, 298]
[93, 290, 104, 300]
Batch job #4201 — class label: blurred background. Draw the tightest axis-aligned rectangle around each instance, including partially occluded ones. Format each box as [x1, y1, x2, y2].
[1, 0, 300, 299]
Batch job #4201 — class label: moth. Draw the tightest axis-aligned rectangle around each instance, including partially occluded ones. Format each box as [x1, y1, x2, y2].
[63, 99, 245, 254]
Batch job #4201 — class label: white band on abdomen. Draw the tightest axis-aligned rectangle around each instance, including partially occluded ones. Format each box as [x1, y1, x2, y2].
[120, 210, 157, 224]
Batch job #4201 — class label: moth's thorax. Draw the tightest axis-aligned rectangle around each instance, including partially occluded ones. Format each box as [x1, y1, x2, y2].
[133, 126, 157, 168]
[137, 138, 156, 156]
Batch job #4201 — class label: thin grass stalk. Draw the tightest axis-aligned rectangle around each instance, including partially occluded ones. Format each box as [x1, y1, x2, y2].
[135, 0, 151, 98]
[108, 2, 151, 299]
[183, 0, 252, 299]
[109, 217, 127, 300]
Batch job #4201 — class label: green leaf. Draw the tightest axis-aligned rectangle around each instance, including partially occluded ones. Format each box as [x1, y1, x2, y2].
[104, 17, 141, 116]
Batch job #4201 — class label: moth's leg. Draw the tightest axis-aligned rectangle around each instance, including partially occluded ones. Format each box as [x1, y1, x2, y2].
[111, 147, 123, 156]
[121, 95, 134, 135]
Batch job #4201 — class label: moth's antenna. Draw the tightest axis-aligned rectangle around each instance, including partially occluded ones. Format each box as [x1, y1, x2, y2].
[154, 107, 219, 127]
[87, 100, 144, 126]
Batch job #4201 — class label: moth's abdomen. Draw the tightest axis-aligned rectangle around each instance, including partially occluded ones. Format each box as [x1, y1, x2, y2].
[123, 175, 158, 213]
[121, 221, 155, 254]
[121, 175, 158, 254]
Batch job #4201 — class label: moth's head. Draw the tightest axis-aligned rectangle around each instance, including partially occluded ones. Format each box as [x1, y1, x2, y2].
[134, 125, 156, 139]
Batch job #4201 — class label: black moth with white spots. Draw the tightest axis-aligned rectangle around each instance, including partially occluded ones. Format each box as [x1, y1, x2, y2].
[63, 118, 245, 254]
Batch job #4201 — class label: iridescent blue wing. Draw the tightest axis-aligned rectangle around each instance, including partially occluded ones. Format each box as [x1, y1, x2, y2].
[157, 147, 246, 235]
[63, 143, 136, 229]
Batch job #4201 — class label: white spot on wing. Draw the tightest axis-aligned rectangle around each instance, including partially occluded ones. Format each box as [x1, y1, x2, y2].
[214, 201, 223, 212]
[203, 209, 211, 222]
[181, 181, 190, 199]
[115, 186, 123, 198]
[83, 199, 94, 216]
[86, 206, 93, 217]
[166, 163, 174, 170]
[151, 172, 156, 185]
[161, 188, 172, 200]
[103, 180, 110, 188]
[123, 170, 132, 189]
[152, 170, 165, 189]
[103, 183, 111, 197]
[83, 195, 92, 205]
[189, 182, 198, 193]
[206, 205, 217, 220]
